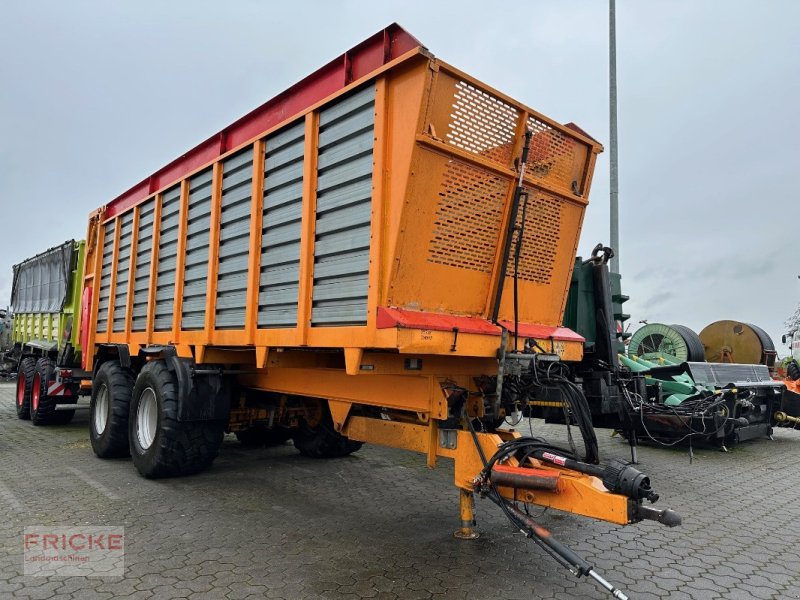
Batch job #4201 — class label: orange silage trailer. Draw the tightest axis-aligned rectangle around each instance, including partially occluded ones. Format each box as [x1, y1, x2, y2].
[75, 24, 678, 595]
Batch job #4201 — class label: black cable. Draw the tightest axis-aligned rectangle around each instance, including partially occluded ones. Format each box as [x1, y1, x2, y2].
[465, 416, 594, 574]
[515, 359, 599, 464]
[464, 404, 489, 468]
[491, 130, 533, 324]
[463, 406, 633, 597]
[619, 383, 735, 446]
[512, 192, 530, 351]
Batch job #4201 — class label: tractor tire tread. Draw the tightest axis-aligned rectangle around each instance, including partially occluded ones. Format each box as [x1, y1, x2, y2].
[15, 357, 35, 420]
[235, 427, 292, 448]
[293, 413, 362, 459]
[787, 359, 800, 381]
[31, 357, 58, 426]
[91, 361, 135, 458]
[130, 361, 224, 479]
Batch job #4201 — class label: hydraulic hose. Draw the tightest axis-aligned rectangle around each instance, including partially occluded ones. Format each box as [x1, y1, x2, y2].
[528, 448, 659, 503]
[501, 354, 600, 464]
[502, 502, 629, 600]
[491, 130, 533, 325]
[464, 416, 631, 599]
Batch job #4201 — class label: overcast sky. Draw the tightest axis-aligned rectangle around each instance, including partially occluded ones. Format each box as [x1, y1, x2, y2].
[2, 1, 799, 355]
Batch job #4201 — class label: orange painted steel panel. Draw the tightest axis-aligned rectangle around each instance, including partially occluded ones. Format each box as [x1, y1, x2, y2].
[82, 211, 104, 369]
[103, 216, 121, 343]
[171, 180, 190, 344]
[238, 367, 446, 419]
[124, 205, 140, 337]
[203, 163, 223, 338]
[366, 76, 388, 330]
[387, 63, 598, 331]
[296, 112, 319, 346]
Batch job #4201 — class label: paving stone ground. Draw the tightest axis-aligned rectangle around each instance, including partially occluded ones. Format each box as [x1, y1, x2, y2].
[1, 381, 799, 599]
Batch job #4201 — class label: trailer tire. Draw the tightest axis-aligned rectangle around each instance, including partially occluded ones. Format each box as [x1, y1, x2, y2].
[15, 357, 35, 420]
[235, 426, 292, 448]
[787, 359, 800, 381]
[129, 361, 225, 478]
[30, 358, 60, 425]
[90, 361, 135, 458]
[293, 409, 362, 459]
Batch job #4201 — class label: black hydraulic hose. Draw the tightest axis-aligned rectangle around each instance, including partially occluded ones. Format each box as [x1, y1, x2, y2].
[503, 502, 595, 575]
[517, 358, 599, 463]
[512, 192, 530, 351]
[559, 380, 599, 464]
[539, 375, 599, 464]
[491, 130, 533, 324]
[464, 405, 490, 469]
[505, 498, 633, 598]
[465, 420, 631, 599]
[528, 447, 604, 477]
[480, 434, 659, 503]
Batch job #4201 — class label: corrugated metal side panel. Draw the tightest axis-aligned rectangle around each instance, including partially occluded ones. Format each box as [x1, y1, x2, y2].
[215, 147, 253, 329]
[258, 121, 304, 328]
[154, 185, 181, 331]
[112, 212, 134, 331]
[181, 168, 213, 330]
[96, 221, 116, 332]
[131, 199, 154, 331]
[311, 85, 375, 326]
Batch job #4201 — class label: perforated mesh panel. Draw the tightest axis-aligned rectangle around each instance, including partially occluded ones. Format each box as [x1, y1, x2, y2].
[442, 79, 586, 194]
[445, 81, 517, 165]
[526, 116, 580, 191]
[507, 189, 562, 284]
[427, 160, 508, 273]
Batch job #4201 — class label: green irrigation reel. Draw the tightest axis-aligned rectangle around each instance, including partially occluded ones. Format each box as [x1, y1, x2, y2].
[627, 323, 706, 362]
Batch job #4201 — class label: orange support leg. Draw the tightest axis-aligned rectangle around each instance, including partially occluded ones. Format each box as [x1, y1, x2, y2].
[454, 488, 479, 540]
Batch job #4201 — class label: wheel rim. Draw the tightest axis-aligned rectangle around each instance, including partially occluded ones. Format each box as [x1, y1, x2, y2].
[32, 374, 41, 412]
[94, 384, 109, 435]
[136, 388, 158, 450]
[16, 373, 25, 407]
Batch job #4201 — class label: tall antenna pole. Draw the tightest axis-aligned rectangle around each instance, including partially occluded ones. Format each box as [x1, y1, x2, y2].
[609, 0, 620, 273]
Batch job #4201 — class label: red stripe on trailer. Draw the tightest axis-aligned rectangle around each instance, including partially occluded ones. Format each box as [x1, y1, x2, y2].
[376, 308, 584, 343]
[80, 285, 92, 370]
[104, 23, 422, 220]
[498, 321, 585, 343]
[47, 382, 72, 396]
[376, 308, 501, 335]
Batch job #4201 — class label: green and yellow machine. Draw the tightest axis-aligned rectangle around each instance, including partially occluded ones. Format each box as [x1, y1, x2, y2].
[8, 239, 86, 424]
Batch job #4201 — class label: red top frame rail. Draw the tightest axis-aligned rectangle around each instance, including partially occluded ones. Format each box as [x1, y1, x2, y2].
[105, 23, 422, 219]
